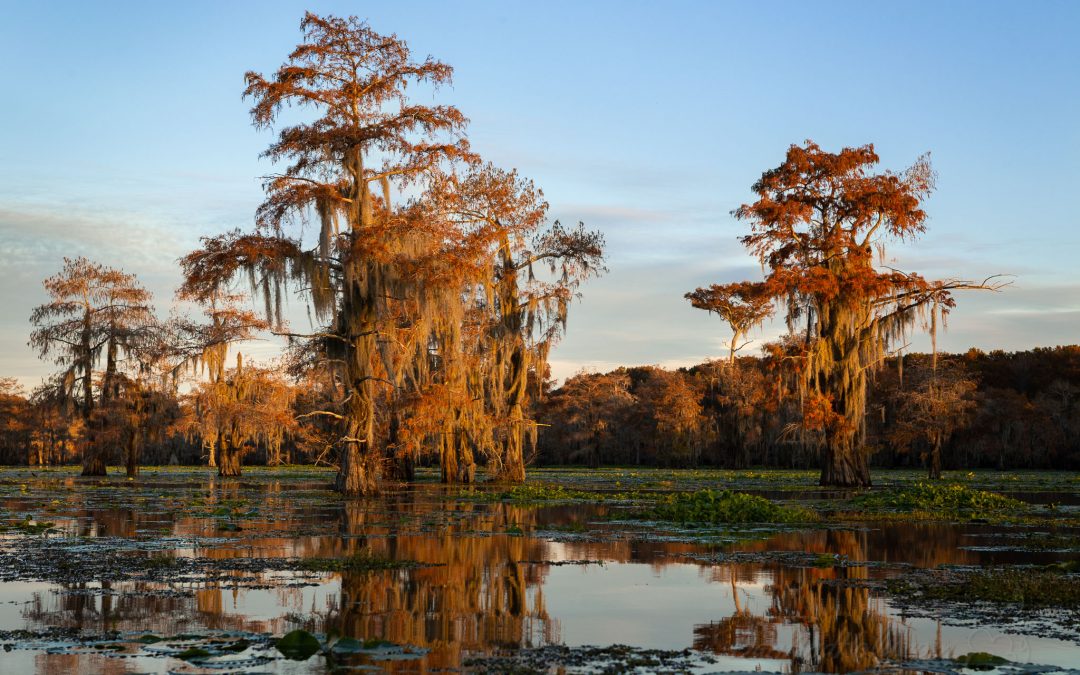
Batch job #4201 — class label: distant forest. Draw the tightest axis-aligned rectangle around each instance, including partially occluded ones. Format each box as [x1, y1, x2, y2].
[536, 347, 1080, 472]
[3, 346, 1078, 473]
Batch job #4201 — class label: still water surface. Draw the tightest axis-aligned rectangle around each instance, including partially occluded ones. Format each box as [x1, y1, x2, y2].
[0, 472, 1076, 673]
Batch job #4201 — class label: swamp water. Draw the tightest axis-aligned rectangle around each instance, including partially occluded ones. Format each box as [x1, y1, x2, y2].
[0, 469, 1077, 673]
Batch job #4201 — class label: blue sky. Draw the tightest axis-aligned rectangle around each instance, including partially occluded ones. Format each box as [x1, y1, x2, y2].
[1, 1, 1078, 387]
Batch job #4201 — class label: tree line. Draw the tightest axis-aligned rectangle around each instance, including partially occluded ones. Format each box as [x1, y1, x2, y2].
[535, 347, 1080, 473]
[6, 345, 1076, 477]
[2, 12, 1028, 490]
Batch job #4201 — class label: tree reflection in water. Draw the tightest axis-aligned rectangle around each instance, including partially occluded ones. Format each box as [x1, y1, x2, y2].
[309, 497, 558, 669]
[18, 483, 979, 673]
[695, 530, 918, 673]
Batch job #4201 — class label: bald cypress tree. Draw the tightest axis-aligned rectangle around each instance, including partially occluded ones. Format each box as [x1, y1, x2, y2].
[29, 257, 153, 476]
[182, 14, 472, 494]
[183, 15, 604, 492]
[690, 142, 1002, 487]
[426, 166, 604, 482]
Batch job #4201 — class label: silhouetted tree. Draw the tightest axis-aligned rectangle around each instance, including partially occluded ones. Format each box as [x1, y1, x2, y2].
[0, 378, 31, 464]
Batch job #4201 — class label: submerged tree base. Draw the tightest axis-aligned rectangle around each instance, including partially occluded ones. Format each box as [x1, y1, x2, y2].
[336, 445, 381, 496]
[81, 458, 107, 477]
[819, 448, 872, 488]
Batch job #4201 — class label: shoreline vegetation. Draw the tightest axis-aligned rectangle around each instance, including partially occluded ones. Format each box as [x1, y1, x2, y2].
[5, 346, 1079, 484]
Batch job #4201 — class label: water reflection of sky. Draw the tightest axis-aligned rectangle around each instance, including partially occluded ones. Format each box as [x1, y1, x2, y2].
[1, 472, 1078, 673]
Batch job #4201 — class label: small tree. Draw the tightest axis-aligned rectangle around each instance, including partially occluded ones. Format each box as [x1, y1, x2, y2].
[29, 257, 153, 475]
[889, 364, 977, 479]
[543, 370, 636, 468]
[183, 354, 296, 477]
[27, 379, 81, 466]
[686, 282, 773, 363]
[638, 369, 708, 466]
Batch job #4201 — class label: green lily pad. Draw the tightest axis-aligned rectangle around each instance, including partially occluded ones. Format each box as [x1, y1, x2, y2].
[275, 629, 321, 660]
[176, 647, 212, 661]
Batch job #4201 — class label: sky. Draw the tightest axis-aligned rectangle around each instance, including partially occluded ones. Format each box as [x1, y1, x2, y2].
[1, 1, 1078, 390]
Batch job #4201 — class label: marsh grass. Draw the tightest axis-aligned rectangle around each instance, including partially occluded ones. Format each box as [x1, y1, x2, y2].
[505, 483, 609, 502]
[457, 482, 632, 503]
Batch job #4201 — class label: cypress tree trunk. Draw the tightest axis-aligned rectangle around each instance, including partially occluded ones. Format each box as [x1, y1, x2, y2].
[499, 406, 527, 484]
[218, 439, 242, 477]
[125, 429, 140, 477]
[384, 408, 414, 481]
[495, 240, 528, 484]
[929, 435, 943, 479]
[337, 447, 378, 493]
[496, 346, 528, 483]
[81, 420, 107, 476]
[456, 431, 476, 484]
[336, 344, 379, 495]
[819, 442, 871, 487]
[335, 153, 381, 496]
[79, 313, 106, 477]
[814, 298, 872, 488]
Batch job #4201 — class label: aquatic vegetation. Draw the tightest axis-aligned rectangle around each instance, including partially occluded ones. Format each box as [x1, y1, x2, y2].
[811, 552, 841, 567]
[0, 517, 56, 535]
[275, 629, 322, 660]
[330, 636, 395, 652]
[175, 646, 212, 660]
[504, 483, 612, 502]
[851, 482, 1028, 520]
[542, 521, 589, 533]
[464, 643, 722, 673]
[954, 652, 1009, 669]
[456, 481, 632, 503]
[644, 489, 816, 524]
[889, 567, 1080, 608]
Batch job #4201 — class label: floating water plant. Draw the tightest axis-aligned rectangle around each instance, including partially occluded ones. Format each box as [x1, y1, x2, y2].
[954, 652, 1009, 670]
[644, 489, 816, 524]
[852, 483, 1028, 520]
[275, 630, 322, 660]
[890, 567, 1080, 608]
